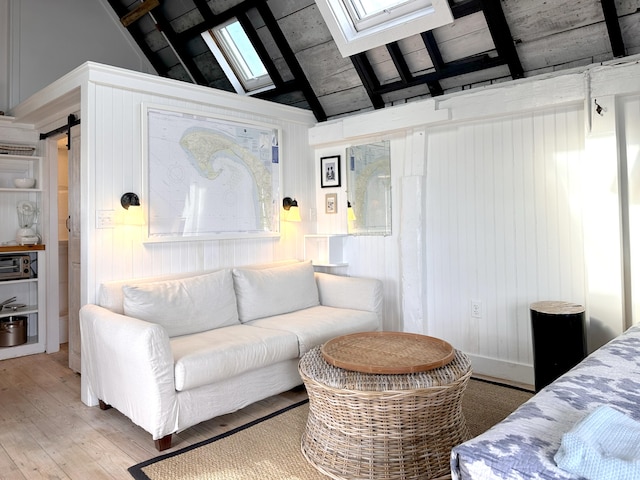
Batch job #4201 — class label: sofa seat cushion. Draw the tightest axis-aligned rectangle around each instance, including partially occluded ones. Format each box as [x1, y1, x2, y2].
[233, 261, 319, 322]
[246, 305, 380, 355]
[122, 269, 239, 338]
[170, 324, 299, 391]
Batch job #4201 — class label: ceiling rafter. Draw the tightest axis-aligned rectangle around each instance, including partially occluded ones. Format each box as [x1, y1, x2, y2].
[107, 0, 171, 76]
[255, 3, 328, 121]
[236, 11, 285, 87]
[351, 0, 522, 109]
[148, 7, 208, 84]
[480, 0, 524, 79]
[421, 32, 445, 96]
[387, 41, 444, 96]
[351, 54, 386, 109]
[600, 0, 625, 57]
[105, 0, 640, 122]
[449, 0, 483, 18]
[376, 54, 505, 94]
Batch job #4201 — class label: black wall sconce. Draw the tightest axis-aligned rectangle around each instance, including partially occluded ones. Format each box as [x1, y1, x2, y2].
[282, 197, 301, 222]
[121, 192, 141, 210]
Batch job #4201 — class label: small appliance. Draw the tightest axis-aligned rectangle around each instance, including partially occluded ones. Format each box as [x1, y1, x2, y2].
[0, 255, 31, 280]
[16, 201, 39, 245]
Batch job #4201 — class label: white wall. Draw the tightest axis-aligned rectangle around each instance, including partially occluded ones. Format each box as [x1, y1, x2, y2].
[0, 0, 154, 112]
[81, 65, 317, 304]
[310, 58, 640, 385]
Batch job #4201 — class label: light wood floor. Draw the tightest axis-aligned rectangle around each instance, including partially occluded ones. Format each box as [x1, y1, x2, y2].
[0, 344, 307, 480]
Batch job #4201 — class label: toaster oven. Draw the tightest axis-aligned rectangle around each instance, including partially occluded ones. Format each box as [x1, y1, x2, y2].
[0, 255, 31, 280]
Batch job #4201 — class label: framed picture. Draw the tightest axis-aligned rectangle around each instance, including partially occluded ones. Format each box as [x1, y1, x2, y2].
[142, 104, 281, 242]
[325, 193, 337, 214]
[320, 155, 341, 188]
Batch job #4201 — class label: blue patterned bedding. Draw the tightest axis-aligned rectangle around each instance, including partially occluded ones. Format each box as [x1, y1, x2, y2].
[451, 324, 640, 480]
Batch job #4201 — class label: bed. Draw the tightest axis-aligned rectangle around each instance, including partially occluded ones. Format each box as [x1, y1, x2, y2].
[451, 323, 640, 480]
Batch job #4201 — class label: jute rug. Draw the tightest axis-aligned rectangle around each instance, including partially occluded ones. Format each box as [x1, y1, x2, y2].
[128, 379, 532, 480]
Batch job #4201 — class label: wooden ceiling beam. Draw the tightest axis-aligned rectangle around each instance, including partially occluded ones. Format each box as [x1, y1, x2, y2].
[192, 0, 218, 25]
[386, 43, 413, 84]
[480, 0, 524, 79]
[236, 11, 285, 87]
[600, 0, 625, 57]
[256, 3, 327, 121]
[107, 0, 171, 77]
[120, 0, 159, 28]
[375, 54, 505, 95]
[148, 7, 208, 85]
[450, 0, 483, 19]
[351, 54, 385, 109]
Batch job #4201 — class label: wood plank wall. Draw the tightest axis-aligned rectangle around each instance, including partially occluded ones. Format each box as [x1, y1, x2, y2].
[85, 81, 316, 303]
[425, 105, 586, 367]
[622, 96, 640, 328]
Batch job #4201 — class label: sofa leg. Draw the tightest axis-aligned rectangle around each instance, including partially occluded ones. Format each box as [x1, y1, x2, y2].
[98, 399, 112, 410]
[155, 434, 172, 451]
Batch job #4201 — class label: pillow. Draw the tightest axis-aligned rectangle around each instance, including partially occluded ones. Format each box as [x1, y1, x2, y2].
[232, 261, 319, 322]
[123, 269, 239, 337]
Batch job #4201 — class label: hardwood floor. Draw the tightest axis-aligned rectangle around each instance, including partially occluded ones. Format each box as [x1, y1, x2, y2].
[0, 344, 308, 480]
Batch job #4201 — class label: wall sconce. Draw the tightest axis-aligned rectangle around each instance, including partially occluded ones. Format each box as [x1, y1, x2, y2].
[347, 201, 357, 221]
[283, 197, 301, 222]
[121, 192, 140, 210]
[120, 192, 144, 225]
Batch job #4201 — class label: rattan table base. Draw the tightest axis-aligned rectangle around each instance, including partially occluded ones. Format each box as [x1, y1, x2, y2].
[299, 344, 472, 480]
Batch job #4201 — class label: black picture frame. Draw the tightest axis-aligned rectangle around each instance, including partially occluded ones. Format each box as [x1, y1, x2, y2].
[320, 155, 341, 188]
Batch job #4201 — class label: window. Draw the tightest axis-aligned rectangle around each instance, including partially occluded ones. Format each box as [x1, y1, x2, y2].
[316, 0, 453, 57]
[201, 19, 274, 95]
[345, 0, 424, 31]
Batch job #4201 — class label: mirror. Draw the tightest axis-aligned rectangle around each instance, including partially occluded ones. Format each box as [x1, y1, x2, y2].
[347, 140, 391, 236]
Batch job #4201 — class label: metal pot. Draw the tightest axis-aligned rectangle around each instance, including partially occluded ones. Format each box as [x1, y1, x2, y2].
[0, 315, 27, 347]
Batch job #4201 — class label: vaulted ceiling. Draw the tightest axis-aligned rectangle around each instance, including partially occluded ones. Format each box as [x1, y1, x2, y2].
[107, 0, 640, 122]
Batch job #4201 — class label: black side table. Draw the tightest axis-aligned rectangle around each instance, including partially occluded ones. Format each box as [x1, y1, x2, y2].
[530, 301, 587, 392]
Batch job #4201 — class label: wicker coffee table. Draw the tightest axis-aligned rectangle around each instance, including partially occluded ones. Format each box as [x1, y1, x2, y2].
[299, 332, 472, 480]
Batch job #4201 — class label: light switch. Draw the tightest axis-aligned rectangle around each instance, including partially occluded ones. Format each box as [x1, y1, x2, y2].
[96, 210, 116, 228]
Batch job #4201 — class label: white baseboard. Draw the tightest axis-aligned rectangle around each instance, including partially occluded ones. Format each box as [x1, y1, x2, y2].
[466, 353, 534, 387]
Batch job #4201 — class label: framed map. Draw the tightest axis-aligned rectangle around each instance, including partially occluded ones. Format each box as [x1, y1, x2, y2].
[142, 105, 281, 241]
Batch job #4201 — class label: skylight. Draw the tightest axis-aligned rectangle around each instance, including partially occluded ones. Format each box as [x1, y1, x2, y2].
[201, 19, 274, 95]
[346, 0, 418, 30]
[316, 0, 454, 57]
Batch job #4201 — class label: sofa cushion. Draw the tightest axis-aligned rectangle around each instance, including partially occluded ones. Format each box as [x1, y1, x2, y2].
[232, 261, 319, 322]
[122, 269, 239, 337]
[170, 324, 299, 391]
[247, 305, 380, 355]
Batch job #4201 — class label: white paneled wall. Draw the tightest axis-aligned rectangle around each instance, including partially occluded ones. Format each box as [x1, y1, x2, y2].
[84, 70, 316, 303]
[425, 105, 586, 368]
[622, 95, 640, 327]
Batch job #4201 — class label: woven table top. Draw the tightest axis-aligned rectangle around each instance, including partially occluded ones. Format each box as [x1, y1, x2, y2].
[300, 346, 471, 391]
[321, 331, 455, 374]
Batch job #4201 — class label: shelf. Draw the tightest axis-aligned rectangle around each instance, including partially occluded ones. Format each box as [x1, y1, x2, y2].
[304, 234, 348, 266]
[0, 336, 44, 359]
[0, 306, 37, 319]
[0, 188, 42, 193]
[0, 248, 45, 360]
[0, 245, 45, 253]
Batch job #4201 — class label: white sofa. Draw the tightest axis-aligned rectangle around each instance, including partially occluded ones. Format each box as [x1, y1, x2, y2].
[79, 261, 383, 450]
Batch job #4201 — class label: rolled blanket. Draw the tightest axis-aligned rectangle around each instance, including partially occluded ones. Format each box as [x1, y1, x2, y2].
[554, 405, 640, 480]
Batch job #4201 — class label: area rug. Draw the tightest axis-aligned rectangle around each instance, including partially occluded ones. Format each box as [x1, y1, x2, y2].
[128, 379, 532, 480]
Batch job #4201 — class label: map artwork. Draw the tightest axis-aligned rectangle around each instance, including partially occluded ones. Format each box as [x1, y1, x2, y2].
[146, 107, 280, 238]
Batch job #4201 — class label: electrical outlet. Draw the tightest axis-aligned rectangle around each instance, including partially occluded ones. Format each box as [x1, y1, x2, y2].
[471, 300, 482, 318]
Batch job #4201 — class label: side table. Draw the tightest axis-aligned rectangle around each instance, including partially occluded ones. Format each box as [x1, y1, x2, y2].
[298, 337, 471, 480]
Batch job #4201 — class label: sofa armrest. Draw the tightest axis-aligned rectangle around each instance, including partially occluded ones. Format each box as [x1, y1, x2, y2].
[80, 304, 179, 440]
[314, 272, 383, 324]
